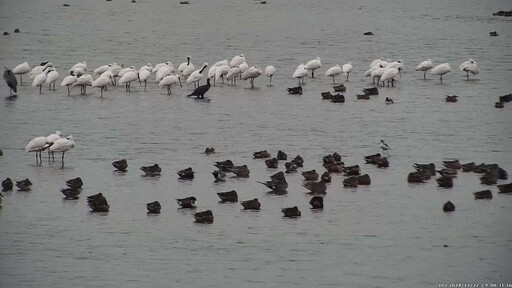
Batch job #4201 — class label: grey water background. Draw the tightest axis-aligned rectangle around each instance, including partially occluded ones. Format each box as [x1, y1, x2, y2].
[0, 0, 512, 287]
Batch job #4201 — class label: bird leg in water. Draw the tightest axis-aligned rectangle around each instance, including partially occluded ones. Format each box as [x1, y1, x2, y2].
[144, 80, 147, 92]
[61, 151, 65, 166]
[423, 71, 427, 79]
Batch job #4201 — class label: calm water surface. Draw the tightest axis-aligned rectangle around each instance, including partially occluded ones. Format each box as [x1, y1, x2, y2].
[0, 0, 511, 287]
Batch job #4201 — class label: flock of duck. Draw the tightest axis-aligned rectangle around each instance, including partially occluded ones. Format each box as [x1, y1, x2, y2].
[2, 54, 483, 101]
[2, 139, 511, 221]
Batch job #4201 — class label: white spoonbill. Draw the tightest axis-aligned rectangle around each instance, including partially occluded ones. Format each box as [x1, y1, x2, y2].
[380, 67, 400, 87]
[152, 62, 167, 73]
[241, 65, 262, 89]
[50, 135, 75, 167]
[186, 63, 208, 87]
[369, 57, 384, 68]
[215, 64, 229, 84]
[12, 62, 30, 85]
[431, 63, 451, 83]
[178, 56, 192, 74]
[72, 74, 93, 95]
[32, 67, 51, 94]
[29, 62, 52, 79]
[213, 59, 228, 67]
[119, 70, 138, 92]
[208, 66, 218, 86]
[25, 136, 47, 165]
[155, 63, 173, 82]
[138, 67, 151, 91]
[45, 131, 61, 161]
[179, 56, 195, 79]
[370, 67, 387, 85]
[325, 64, 342, 83]
[264, 64, 276, 85]
[61, 71, 77, 95]
[342, 62, 353, 81]
[139, 63, 153, 73]
[226, 66, 240, 86]
[459, 58, 479, 80]
[92, 74, 114, 97]
[46, 68, 59, 91]
[239, 61, 249, 74]
[70, 61, 87, 71]
[415, 59, 433, 79]
[93, 64, 112, 75]
[305, 57, 321, 78]
[293, 65, 308, 85]
[159, 74, 181, 95]
[229, 54, 246, 68]
[110, 63, 123, 85]
[118, 66, 136, 78]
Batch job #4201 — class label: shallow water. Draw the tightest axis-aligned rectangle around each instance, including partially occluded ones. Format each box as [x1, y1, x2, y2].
[0, 0, 512, 287]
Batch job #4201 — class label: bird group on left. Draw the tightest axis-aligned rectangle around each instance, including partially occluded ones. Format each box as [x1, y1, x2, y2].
[25, 131, 75, 166]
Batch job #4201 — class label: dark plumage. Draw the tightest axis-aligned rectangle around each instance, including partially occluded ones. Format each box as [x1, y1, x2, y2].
[176, 197, 197, 208]
[356, 94, 370, 100]
[480, 171, 498, 185]
[321, 91, 333, 99]
[407, 171, 426, 183]
[282, 206, 301, 218]
[375, 157, 389, 168]
[436, 176, 454, 188]
[277, 150, 287, 161]
[445, 95, 458, 102]
[385, 97, 394, 104]
[265, 158, 279, 169]
[442, 160, 461, 170]
[241, 198, 261, 210]
[301, 169, 319, 181]
[461, 162, 475, 172]
[60, 188, 80, 200]
[147, 201, 161, 214]
[291, 155, 304, 167]
[344, 165, 360, 176]
[253, 150, 271, 159]
[309, 196, 324, 209]
[285, 161, 298, 174]
[112, 159, 128, 172]
[16, 178, 32, 191]
[214, 159, 234, 172]
[437, 168, 457, 177]
[333, 83, 346, 92]
[495, 102, 504, 108]
[2, 177, 13, 191]
[413, 163, 436, 176]
[194, 210, 214, 223]
[177, 167, 195, 180]
[217, 190, 238, 203]
[330, 93, 345, 103]
[497, 183, 512, 194]
[140, 164, 161, 176]
[321, 171, 331, 183]
[227, 165, 250, 178]
[258, 179, 288, 192]
[363, 87, 378, 95]
[287, 86, 302, 95]
[3, 67, 18, 96]
[87, 193, 109, 212]
[473, 190, 493, 199]
[212, 170, 226, 182]
[66, 177, 83, 190]
[364, 153, 381, 164]
[443, 201, 455, 212]
[204, 147, 215, 154]
[343, 176, 358, 187]
[356, 174, 371, 185]
[302, 180, 327, 194]
[187, 78, 210, 99]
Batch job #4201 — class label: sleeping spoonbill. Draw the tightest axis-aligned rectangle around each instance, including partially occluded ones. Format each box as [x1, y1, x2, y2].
[29, 62, 52, 79]
[178, 56, 192, 75]
[370, 67, 387, 85]
[208, 66, 218, 86]
[380, 67, 400, 87]
[155, 63, 172, 82]
[342, 62, 353, 81]
[158, 74, 181, 95]
[241, 65, 262, 89]
[72, 74, 93, 95]
[61, 71, 77, 95]
[305, 57, 321, 78]
[3, 67, 17, 96]
[92, 74, 115, 97]
[110, 63, 123, 85]
[215, 64, 230, 84]
[293, 64, 308, 85]
[45, 131, 61, 161]
[238, 62, 249, 79]
[213, 59, 229, 67]
[459, 58, 479, 80]
[119, 70, 138, 92]
[226, 67, 240, 86]
[264, 64, 276, 85]
[46, 68, 59, 91]
[138, 67, 151, 91]
[325, 64, 342, 83]
[118, 66, 136, 78]
[186, 63, 208, 88]
[415, 59, 433, 79]
[93, 64, 112, 75]
[25, 136, 47, 165]
[431, 63, 451, 83]
[50, 135, 75, 167]
[12, 62, 30, 85]
[32, 67, 51, 94]
[229, 54, 246, 68]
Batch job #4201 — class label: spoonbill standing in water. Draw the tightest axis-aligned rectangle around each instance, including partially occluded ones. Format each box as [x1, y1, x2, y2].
[50, 135, 75, 166]
[25, 136, 47, 165]
[431, 63, 451, 83]
[28, 62, 52, 80]
[3, 67, 18, 96]
[60, 71, 77, 95]
[264, 65, 276, 85]
[415, 59, 433, 79]
[459, 58, 479, 80]
[305, 57, 321, 78]
[325, 64, 342, 83]
[46, 68, 59, 91]
[119, 70, 138, 92]
[159, 74, 181, 95]
[186, 63, 208, 88]
[342, 62, 353, 81]
[72, 74, 93, 95]
[241, 65, 262, 89]
[215, 64, 229, 85]
[12, 62, 30, 85]
[229, 54, 246, 68]
[92, 74, 115, 97]
[138, 66, 151, 91]
[45, 131, 61, 161]
[226, 67, 240, 86]
[293, 64, 308, 85]
[32, 67, 51, 94]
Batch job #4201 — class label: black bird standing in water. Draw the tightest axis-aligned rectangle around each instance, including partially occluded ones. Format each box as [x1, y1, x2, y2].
[187, 78, 210, 99]
[3, 67, 18, 96]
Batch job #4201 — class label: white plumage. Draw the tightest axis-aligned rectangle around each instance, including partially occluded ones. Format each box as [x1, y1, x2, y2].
[229, 54, 246, 68]
[25, 136, 47, 165]
[305, 57, 321, 78]
[158, 74, 181, 95]
[342, 62, 353, 81]
[264, 65, 276, 85]
[293, 65, 308, 85]
[45, 68, 59, 91]
[186, 63, 208, 87]
[380, 68, 400, 87]
[459, 58, 479, 80]
[241, 65, 262, 89]
[431, 63, 451, 83]
[50, 136, 75, 166]
[415, 59, 433, 79]
[325, 64, 342, 83]
[32, 67, 51, 94]
[12, 62, 30, 85]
